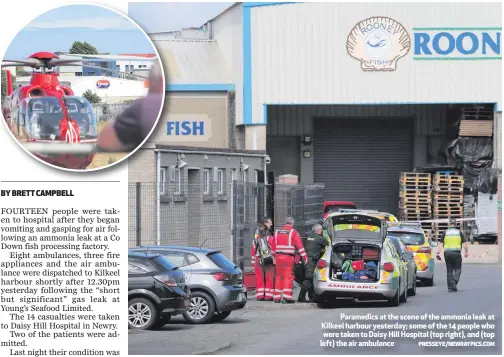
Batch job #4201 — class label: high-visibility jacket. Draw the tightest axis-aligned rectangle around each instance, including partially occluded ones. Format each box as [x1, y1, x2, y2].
[251, 228, 276, 267]
[274, 225, 307, 263]
[443, 228, 462, 250]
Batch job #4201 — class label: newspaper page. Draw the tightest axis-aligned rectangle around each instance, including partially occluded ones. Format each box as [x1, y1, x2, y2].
[1, 1, 503, 357]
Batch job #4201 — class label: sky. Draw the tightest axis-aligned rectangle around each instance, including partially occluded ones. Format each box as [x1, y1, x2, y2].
[4, 4, 156, 59]
[128, 2, 234, 34]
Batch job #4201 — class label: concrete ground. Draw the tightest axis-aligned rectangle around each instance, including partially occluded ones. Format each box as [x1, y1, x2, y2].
[129, 263, 502, 355]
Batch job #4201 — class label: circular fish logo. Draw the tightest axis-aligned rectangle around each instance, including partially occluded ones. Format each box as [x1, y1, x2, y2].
[347, 17, 411, 72]
[96, 79, 110, 89]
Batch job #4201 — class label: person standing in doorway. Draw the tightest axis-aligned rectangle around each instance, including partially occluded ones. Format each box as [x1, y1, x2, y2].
[298, 223, 329, 302]
[436, 219, 469, 292]
[251, 217, 276, 301]
[273, 217, 307, 303]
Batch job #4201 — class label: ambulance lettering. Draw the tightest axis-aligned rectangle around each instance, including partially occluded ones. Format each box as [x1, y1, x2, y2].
[328, 283, 378, 290]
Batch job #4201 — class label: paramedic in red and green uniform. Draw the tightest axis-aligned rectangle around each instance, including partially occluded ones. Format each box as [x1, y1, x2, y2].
[436, 219, 469, 292]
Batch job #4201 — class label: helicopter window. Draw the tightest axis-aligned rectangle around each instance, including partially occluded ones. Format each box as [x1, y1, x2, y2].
[63, 96, 98, 139]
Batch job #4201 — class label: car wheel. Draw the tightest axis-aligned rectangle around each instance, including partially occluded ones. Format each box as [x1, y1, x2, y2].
[211, 311, 232, 322]
[400, 279, 408, 303]
[408, 277, 417, 296]
[183, 291, 216, 324]
[387, 284, 400, 307]
[424, 277, 434, 287]
[128, 298, 158, 330]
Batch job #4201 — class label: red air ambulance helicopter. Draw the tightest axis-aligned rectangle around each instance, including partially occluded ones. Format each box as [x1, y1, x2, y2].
[1, 51, 149, 169]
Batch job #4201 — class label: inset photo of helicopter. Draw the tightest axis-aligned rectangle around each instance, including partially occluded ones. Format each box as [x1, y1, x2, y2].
[0, 4, 165, 171]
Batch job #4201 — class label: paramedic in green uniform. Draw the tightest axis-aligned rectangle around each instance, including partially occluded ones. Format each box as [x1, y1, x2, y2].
[436, 219, 469, 292]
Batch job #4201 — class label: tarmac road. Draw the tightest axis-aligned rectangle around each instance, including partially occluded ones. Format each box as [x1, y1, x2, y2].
[128, 263, 502, 355]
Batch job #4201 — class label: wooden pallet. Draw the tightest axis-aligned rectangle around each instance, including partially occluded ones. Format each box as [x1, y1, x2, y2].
[433, 186, 464, 193]
[399, 186, 432, 192]
[401, 213, 432, 219]
[400, 172, 431, 178]
[434, 202, 464, 208]
[433, 216, 463, 221]
[433, 196, 464, 203]
[399, 205, 432, 211]
[433, 193, 463, 199]
[459, 120, 493, 137]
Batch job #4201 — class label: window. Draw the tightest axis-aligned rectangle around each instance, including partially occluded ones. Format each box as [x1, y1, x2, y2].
[160, 167, 167, 195]
[162, 252, 187, 267]
[217, 169, 225, 195]
[128, 264, 146, 274]
[203, 169, 210, 195]
[207, 252, 236, 270]
[174, 168, 182, 194]
[242, 170, 247, 183]
[231, 169, 237, 182]
[185, 254, 200, 266]
[149, 256, 177, 271]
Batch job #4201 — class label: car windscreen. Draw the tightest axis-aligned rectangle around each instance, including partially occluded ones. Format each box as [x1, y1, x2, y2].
[324, 204, 356, 213]
[149, 255, 177, 270]
[207, 252, 236, 270]
[392, 232, 425, 246]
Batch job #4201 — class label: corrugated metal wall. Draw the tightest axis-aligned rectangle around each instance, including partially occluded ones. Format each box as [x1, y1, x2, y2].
[267, 104, 447, 136]
[251, 2, 502, 124]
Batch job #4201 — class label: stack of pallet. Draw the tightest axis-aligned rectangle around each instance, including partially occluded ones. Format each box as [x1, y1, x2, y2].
[432, 172, 464, 242]
[398, 173, 432, 234]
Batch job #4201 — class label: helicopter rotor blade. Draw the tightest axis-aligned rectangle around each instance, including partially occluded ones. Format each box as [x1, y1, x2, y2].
[2, 59, 40, 67]
[47, 59, 84, 67]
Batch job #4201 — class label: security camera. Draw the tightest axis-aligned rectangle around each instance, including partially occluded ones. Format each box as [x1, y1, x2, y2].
[264, 155, 271, 165]
[241, 163, 249, 171]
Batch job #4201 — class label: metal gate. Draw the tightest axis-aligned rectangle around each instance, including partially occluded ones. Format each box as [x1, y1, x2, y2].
[232, 181, 324, 272]
[232, 181, 272, 272]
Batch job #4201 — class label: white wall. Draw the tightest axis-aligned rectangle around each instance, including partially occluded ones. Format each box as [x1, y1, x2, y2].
[212, 3, 243, 125]
[250, 2, 502, 124]
[71, 77, 148, 100]
[116, 59, 154, 73]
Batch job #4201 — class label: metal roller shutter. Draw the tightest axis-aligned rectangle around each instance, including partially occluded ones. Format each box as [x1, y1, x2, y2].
[314, 118, 413, 215]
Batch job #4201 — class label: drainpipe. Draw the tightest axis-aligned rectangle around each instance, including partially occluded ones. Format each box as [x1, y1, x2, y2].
[155, 150, 161, 246]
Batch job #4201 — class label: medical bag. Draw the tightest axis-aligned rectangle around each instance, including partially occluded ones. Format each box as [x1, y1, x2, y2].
[351, 260, 365, 271]
[341, 260, 354, 273]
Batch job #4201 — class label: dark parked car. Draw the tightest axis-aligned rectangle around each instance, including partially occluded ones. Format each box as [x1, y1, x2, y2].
[130, 246, 247, 324]
[128, 252, 190, 330]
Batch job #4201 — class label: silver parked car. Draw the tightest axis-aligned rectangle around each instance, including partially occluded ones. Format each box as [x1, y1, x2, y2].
[130, 246, 247, 324]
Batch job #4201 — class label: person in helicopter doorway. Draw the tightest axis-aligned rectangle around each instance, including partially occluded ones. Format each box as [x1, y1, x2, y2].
[298, 223, 329, 302]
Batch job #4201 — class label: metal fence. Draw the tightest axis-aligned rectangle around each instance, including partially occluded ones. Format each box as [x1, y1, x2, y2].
[129, 181, 325, 272]
[91, 102, 130, 122]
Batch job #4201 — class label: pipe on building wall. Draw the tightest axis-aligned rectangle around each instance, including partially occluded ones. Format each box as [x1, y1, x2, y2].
[155, 150, 161, 246]
[155, 148, 267, 158]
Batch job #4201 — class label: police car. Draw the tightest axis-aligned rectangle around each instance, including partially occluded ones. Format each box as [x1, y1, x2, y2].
[339, 209, 399, 223]
[387, 223, 435, 286]
[313, 212, 414, 307]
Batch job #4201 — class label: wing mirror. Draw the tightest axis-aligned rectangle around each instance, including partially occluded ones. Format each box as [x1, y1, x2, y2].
[402, 252, 413, 261]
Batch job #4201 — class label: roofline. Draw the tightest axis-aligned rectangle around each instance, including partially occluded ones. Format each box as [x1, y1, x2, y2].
[166, 84, 235, 92]
[206, 2, 241, 24]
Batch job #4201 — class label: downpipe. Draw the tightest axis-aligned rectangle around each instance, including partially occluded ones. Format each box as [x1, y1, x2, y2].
[155, 149, 161, 246]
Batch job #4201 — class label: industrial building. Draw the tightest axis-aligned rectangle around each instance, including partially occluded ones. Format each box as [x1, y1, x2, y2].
[128, 2, 502, 258]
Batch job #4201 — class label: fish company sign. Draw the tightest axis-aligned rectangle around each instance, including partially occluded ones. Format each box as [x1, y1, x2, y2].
[347, 17, 502, 71]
